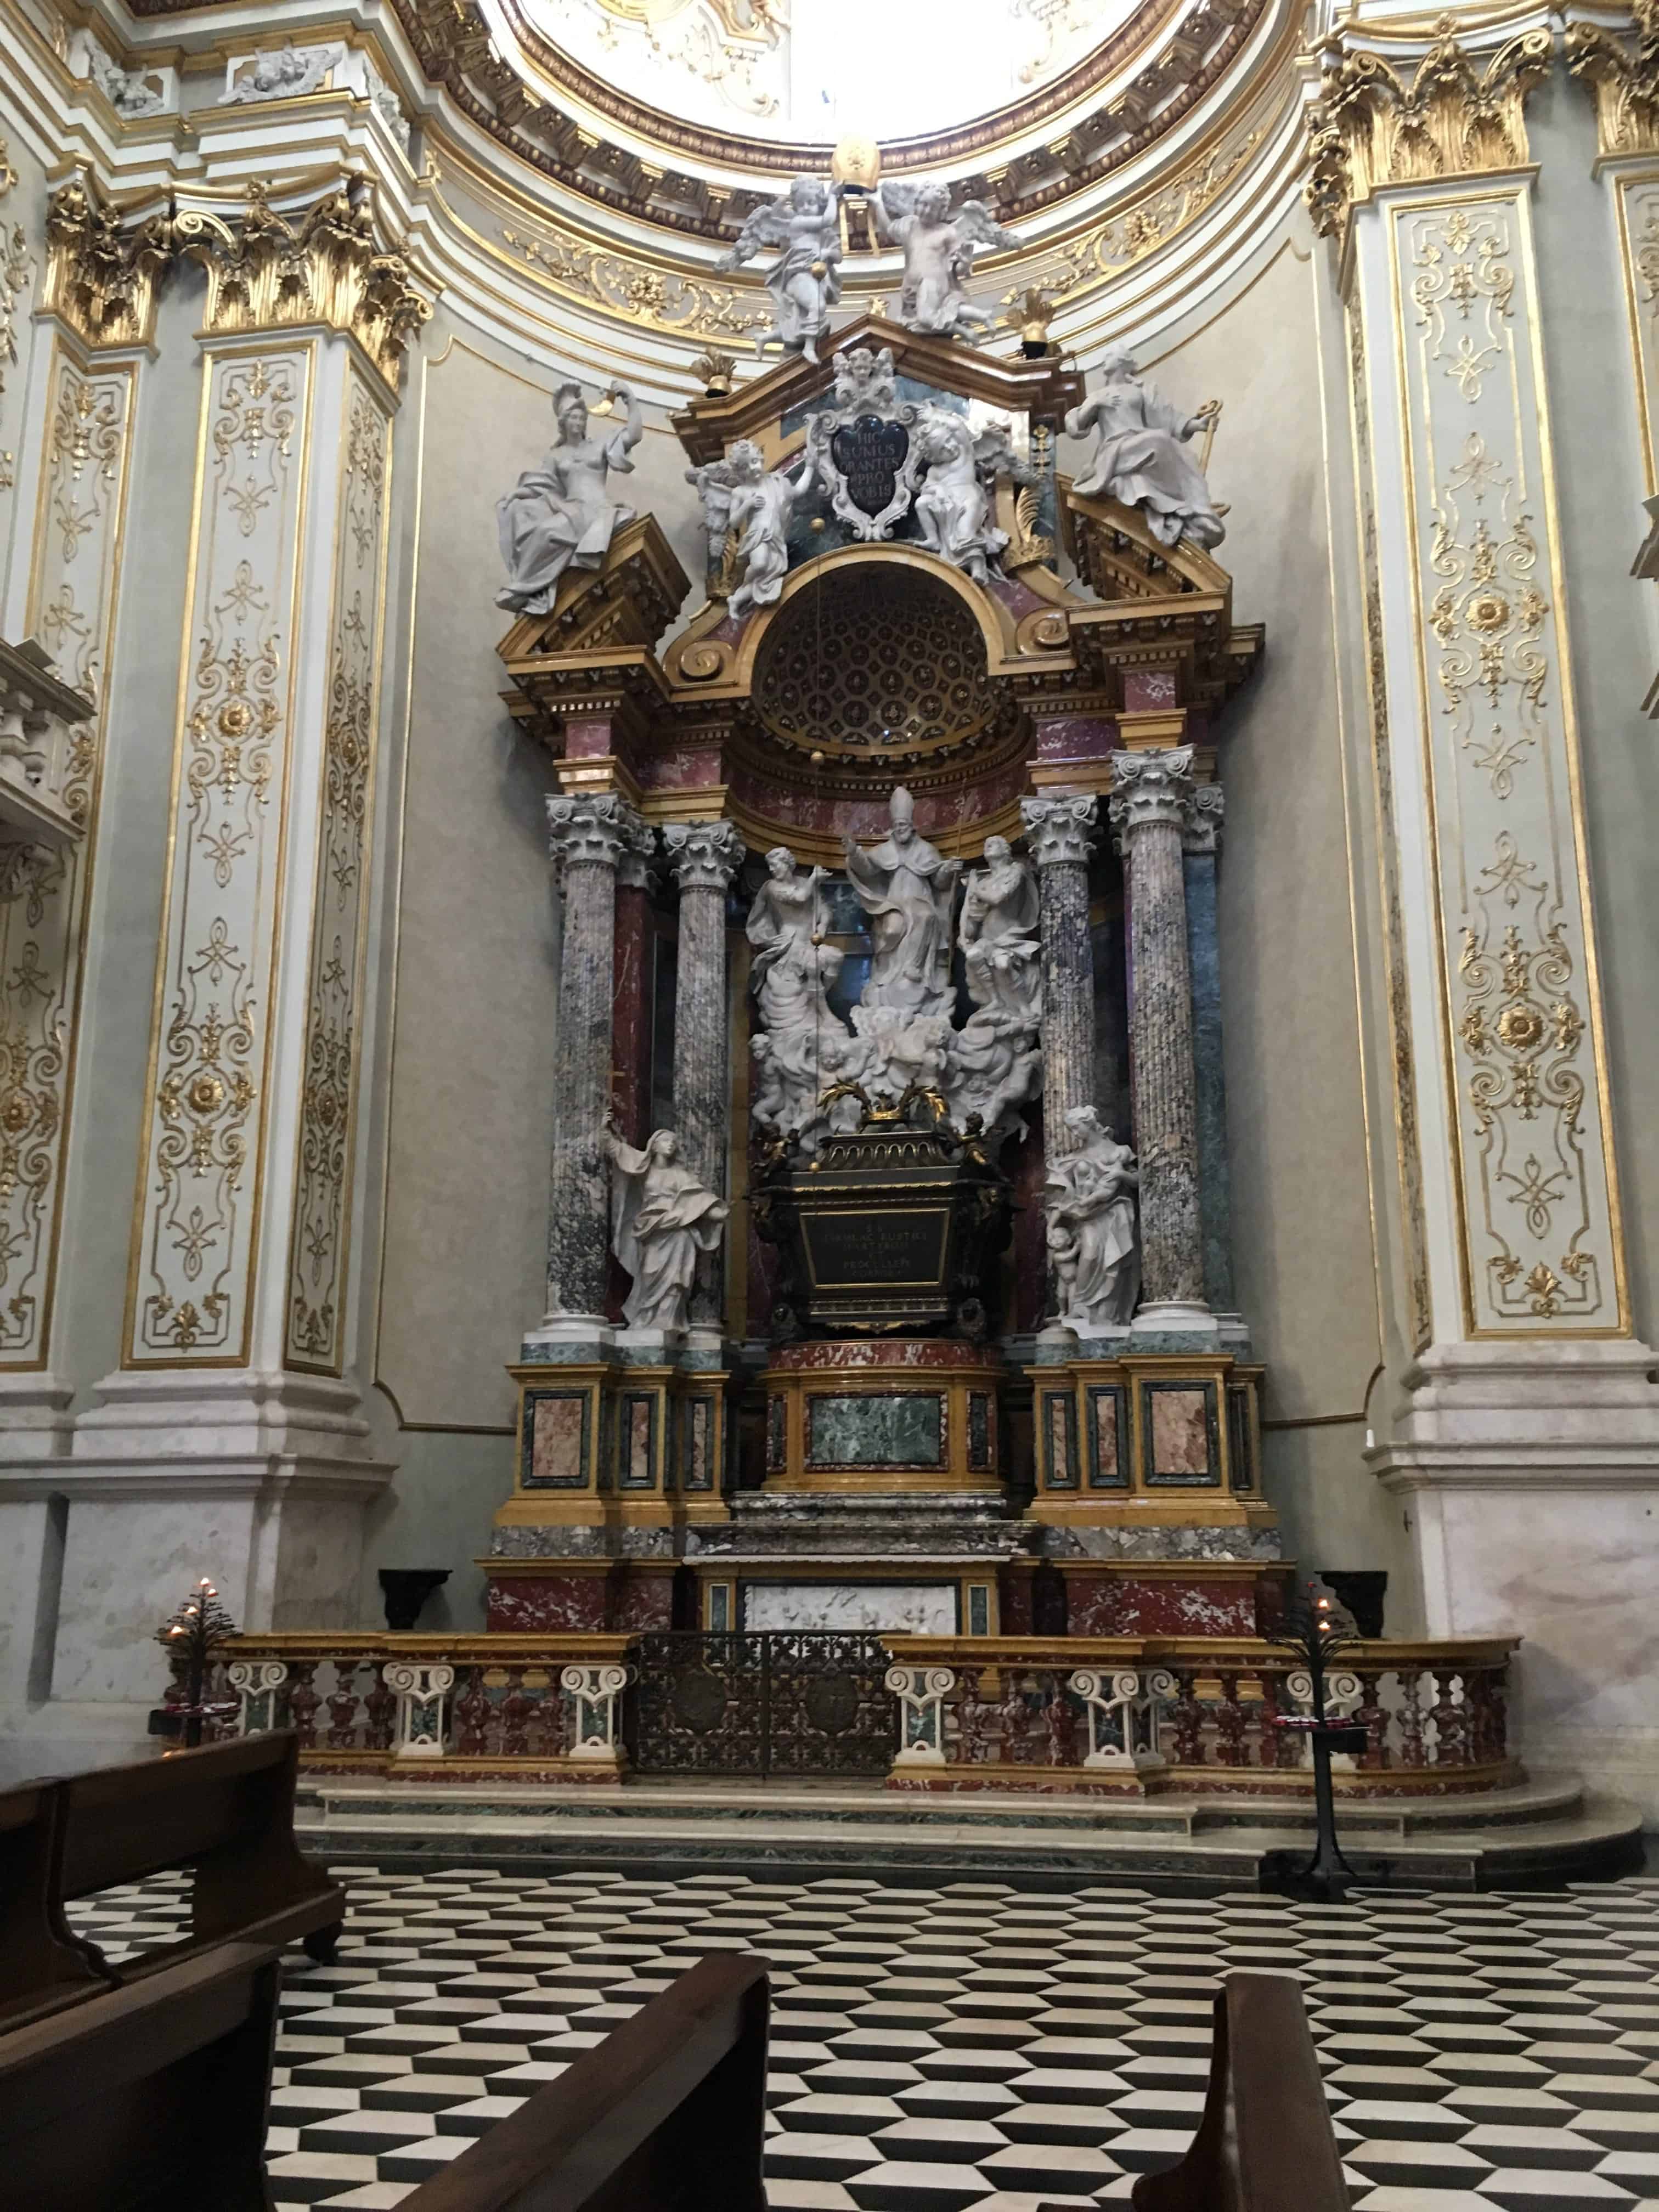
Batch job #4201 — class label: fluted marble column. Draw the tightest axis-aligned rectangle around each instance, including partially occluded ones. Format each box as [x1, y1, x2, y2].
[1020, 793, 1098, 1158]
[1109, 748, 1208, 1323]
[665, 820, 747, 1330]
[1182, 783, 1237, 1322]
[545, 793, 653, 1326]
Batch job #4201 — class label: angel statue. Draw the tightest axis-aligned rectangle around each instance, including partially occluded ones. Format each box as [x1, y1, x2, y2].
[603, 1124, 729, 1334]
[724, 440, 812, 618]
[746, 848, 846, 1135]
[958, 834, 1041, 1024]
[913, 407, 1009, 583]
[1064, 348, 1224, 550]
[1044, 1106, 1140, 1331]
[496, 379, 644, 614]
[718, 176, 843, 364]
[874, 180, 1020, 338]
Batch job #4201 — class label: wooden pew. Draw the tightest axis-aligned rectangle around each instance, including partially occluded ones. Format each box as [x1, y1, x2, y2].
[0, 1780, 117, 2029]
[401, 1949, 770, 2212]
[0, 1938, 281, 2212]
[58, 1733, 346, 1983]
[1131, 1970, 1349, 2212]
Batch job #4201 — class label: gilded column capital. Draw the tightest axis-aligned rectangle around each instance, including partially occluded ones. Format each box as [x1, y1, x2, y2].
[175, 178, 433, 396]
[1567, 2, 1659, 158]
[1182, 781, 1224, 857]
[1304, 19, 1554, 242]
[664, 817, 746, 894]
[1108, 744, 1195, 849]
[1020, 790, 1097, 869]
[41, 173, 177, 351]
[546, 790, 651, 877]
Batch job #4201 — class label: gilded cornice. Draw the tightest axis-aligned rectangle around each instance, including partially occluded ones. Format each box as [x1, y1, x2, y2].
[1304, 16, 1554, 242]
[174, 179, 433, 393]
[40, 173, 176, 350]
[1567, 1, 1659, 157]
[121, 0, 1272, 243]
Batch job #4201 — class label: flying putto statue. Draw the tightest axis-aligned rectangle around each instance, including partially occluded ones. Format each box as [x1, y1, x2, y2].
[718, 176, 843, 364]
[874, 180, 1020, 339]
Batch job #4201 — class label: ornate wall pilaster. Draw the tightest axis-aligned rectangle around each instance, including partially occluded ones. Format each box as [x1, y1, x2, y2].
[0, 140, 30, 508]
[1108, 748, 1207, 1319]
[544, 793, 652, 1326]
[1020, 791, 1097, 1159]
[664, 818, 745, 1331]
[123, 183, 426, 1368]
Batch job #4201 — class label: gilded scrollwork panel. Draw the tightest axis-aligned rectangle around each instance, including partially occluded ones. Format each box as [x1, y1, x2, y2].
[1388, 188, 1625, 1334]
[284, 368, 391, 1374]
[0, 348, 136, 1365]
[0, 138, 28, 499]
[126, 345, 313, 1365]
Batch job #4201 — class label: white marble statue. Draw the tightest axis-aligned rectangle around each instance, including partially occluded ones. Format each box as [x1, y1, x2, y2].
[78, 36, 168, 116]
[1065, 348, 1224, 551]
[958, 834, 1041, 1024]
[718, 177, 843, 364]
[842, 787, 960, 1019]
[496, 380, 644, 616]
[1044, 1106, 1141, 1330]
[746, 847, 846, 1135]
[913, 409, 1009, 583]
[944, 1007, 1043, 1139]
[605, 1126, 729, 1333]
[219, 41, 344, 102]
[723, 439, 811, 618]
[873, 181, 1019, 338]
[850, 1005, 953, 1101]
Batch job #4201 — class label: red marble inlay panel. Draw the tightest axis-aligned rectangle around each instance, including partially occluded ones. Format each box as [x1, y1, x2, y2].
[613, 1571, 674, 1631]
[486, 1573, 608, 1634]
[1065, 1571, 1260, 1637]
[771, 1338, 1003, 1373]
[1032, 715, 1115, 761]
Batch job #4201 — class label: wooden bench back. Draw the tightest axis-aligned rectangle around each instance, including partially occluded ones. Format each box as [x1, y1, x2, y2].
[0, 1781, 114, 2028]
[58, 1732, 299, 1899]
[0, 1938, 281, 2212]
[1132, 1970, 1349, 2212]
[401, 1950, 770, 2212]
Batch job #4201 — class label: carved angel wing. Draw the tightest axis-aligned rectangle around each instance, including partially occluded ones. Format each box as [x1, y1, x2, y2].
[874, 179, 921, 222]
[953, 200, 1020, 256]
[717, 195, 793, 270]
[971, 419, 1034, 486]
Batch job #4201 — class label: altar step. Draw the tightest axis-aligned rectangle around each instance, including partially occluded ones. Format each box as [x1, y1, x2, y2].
[296, 1770, 1641, 1893]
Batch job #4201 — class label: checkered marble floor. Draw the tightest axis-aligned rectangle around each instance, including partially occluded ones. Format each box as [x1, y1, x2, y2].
[67, 1866, 1659, 2212]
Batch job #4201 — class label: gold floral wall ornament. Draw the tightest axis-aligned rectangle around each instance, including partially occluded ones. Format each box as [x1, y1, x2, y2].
[1567, 0, 1659, 159]
[1032, 128, 1266, 311]
[175, 180, 433, 395]
[41, 173, 178, 351]
[502, 225, 768, 341]
[1304, 18, 1553, 241]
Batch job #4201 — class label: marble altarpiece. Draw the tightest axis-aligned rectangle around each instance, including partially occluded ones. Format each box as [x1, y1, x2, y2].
[488, 315, 1274, 1645]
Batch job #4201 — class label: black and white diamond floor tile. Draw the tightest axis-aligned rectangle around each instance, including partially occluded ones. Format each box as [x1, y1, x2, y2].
[65, 1869, 1659, 2210]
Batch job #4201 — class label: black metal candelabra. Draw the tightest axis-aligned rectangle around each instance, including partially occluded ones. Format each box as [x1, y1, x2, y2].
[155, 1577, 240, 1748]
[1263, 1579, 1368, 1902]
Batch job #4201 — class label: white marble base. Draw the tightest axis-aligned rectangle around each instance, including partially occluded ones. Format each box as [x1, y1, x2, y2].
[1374, 1338, 1659, 1819]
[1132, 1301, 1220, 1335]
[741, 1581, 958, 1633]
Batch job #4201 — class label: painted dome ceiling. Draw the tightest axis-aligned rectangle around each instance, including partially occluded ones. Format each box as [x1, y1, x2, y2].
[512, 0, 1146, 143]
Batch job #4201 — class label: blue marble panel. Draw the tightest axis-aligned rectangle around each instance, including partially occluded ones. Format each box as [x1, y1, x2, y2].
[805, 1391, 944, 1468]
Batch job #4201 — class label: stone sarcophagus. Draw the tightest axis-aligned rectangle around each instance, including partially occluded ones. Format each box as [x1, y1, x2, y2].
[754, 1107, 1013, 1340]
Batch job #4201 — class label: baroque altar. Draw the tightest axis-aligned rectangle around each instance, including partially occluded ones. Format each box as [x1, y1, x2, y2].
[485, 314, 1279, 1644]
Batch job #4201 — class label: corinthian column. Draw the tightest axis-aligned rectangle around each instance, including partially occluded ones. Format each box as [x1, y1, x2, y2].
[545, 794, 653, 1327]
[1109, 747, 1208, 1324]
[1020, 792, 1097, 1156]
[665, 820, 746, 1331]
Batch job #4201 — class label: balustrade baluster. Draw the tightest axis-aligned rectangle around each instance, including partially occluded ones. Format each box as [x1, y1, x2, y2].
[501, 1666, 534, 1755]
[1356, 1670, 1388, 1770]
[456, 1666, 492, 1755]
[1398, 1668, 1426, 1768]
[364, 1663, 397, 1751]
[1042, 1674, 1078, 1768]
[1215, 1674, 1246, 1766]
[1170, 1669, 1204, 1767]
[325, 1661, 363, 1749]
[287, 1661, 321, 1749]
[1429, 1669, 1466, 1765]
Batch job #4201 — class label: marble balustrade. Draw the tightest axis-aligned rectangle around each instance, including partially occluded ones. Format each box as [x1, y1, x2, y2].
[206, 1630, 1517, 1790]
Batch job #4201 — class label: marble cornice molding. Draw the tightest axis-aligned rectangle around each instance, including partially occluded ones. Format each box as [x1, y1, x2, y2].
[1303, 15, 1554, 245]
[1566, 1, 1659, 157]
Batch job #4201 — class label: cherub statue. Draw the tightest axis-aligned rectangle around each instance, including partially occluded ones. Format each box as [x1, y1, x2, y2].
[958, 834, 1041, 1023]
[874, 180, 1020, 338]
[912, 408, 1009, 583]
[723, 439, 812, 618]
[496, 380, 644, 614]
[718, 177, 843, 364]
[943, 1007, 1042, 1141]
[1044, 1105, 1141, 1329]
[1065, 348, 1224, 550]
[603, 1125, 729, 1333]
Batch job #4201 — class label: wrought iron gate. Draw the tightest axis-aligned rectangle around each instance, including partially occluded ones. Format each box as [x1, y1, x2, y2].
[627, 1631, 897, 1779]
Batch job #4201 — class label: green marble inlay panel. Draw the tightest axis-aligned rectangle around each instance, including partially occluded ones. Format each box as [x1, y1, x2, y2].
[806, 1391, 944, 1468]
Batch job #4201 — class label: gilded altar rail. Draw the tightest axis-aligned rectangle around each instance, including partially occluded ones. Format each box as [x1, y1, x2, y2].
[197, 1629, 1521, 1796]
